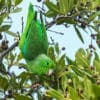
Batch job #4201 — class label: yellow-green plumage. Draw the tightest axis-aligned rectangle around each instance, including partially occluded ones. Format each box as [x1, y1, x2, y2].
[19, 3, 55, 75]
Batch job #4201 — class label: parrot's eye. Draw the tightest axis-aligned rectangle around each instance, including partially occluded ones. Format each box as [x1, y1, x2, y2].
[46, 62, 49, 65]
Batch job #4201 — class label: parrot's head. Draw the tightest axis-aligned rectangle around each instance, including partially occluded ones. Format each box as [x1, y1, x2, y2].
[27, 54, 55, 75]
[36, 54, 55, 75]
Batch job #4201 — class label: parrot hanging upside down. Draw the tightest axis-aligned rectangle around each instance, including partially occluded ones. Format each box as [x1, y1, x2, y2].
[19, 3, 55, 75]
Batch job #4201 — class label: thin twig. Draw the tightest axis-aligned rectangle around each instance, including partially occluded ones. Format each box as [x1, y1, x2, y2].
[47, 29, 64, 35]
[45, 15, 72, 29]
[21, 16, 24, 33]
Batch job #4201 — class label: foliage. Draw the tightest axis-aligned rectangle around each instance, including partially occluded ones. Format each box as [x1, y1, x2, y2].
[0, 0, 100, 100]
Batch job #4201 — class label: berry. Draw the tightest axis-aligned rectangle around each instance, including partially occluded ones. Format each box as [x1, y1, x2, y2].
[62, 47, 65, 51]
[1, 40, 8, 50]
[37, 0, 42, 2]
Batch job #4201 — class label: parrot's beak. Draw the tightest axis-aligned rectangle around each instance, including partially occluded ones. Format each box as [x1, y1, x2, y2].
[47, 69, 53, 76]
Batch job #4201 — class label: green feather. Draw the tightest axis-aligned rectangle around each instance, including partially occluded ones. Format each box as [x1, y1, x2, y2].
[19, 3, 48, 60]
[19, 2, 55, 75]
[19, 3, 35, 58]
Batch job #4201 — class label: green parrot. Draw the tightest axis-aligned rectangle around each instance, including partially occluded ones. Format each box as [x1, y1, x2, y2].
[19, 3, 55, 75]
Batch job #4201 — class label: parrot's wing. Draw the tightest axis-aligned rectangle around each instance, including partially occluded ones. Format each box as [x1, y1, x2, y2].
[19, 3, 48, 60]
[40, 12, 48, 54]
[22, 19, 43, 60]
[19, 3, 35, 55]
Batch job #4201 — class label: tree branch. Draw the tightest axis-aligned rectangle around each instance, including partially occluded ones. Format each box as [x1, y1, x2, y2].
[0, 41, 18, 65]
[45, 15, 72, 29]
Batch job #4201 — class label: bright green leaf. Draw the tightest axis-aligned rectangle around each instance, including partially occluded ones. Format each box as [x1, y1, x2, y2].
[14, 0, 22, 6]
[5, 30, 18, 37]
[11, 8, 22, 13]
[46, 88, 66, 100]
[45, 10, 57, 17]
[68, 86, 80, 100]
[93, 60, 100, 73]
[87, 12, 99, 22]
[61, 74, 67, 92]
[55, 43, 59, 55]
[14, 95, 33, 100]
[92, 84, 100, 99]
[44, 1, 61, 14]
[0, 75, 8, 90]
[74, 25, 84, 43]
[0, 25, 11, 32]
[84, 76, 95, 99]
[75, 48, 89, 68]
[97, 33, 100, 48]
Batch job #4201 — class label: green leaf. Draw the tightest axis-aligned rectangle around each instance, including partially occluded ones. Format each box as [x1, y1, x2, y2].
[58, 0, 74, 14]
[44, 1, 61, 14]
[58, 0, 69, 14]
[37, 92, 42, 100]
[75, 48, 89, 68]
[89, 25, 99, 33]
[0, 63, 6, 74]
[0, 25, 11, 32]
[0, 75, 8, 90]
[0, 0, 5, 7]
[61, 74, 67, 92]
[72, 76, 80, 90]
[74, 25, 84, 43]
[55, 43, 59, 55]
[9, 52, 15, 65]
[70, 65, 92, 78]
[46, 88, 66, 100]
[74, 0, 79, 4]
[66, 56, 75, 65]
[70, 65, 84, 77]
[57, 54, 65, 67]
[45, 10, 57, 17]
[92, 84, 100, 99]
[14, 0, 22, 6]
[68, 86, 80, 100]
[93, 60, 100, 73]
[69, 0, 74, 11]
[5, 30, 18, 37]
[16, 53, 23, 61]
[97, 33, 100, 48]
[56, 17, 76, 25]
[47, 46, 55, 62]
[92, 0, 100, 9]
[18, 72, 29, 87]
[0, 13, 9, 22]
[14, 95, 33, 100]
[7, 0, 11, 12]
[12, 8, 22, 13]
[84, 76, 95, 99]
[94, 52, 99, 61]
[87, 12, 99, 22]
[0, 16, 3, 25]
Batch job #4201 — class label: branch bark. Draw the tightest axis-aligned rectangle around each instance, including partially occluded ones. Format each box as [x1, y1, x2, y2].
[0, 41, 18, 65]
